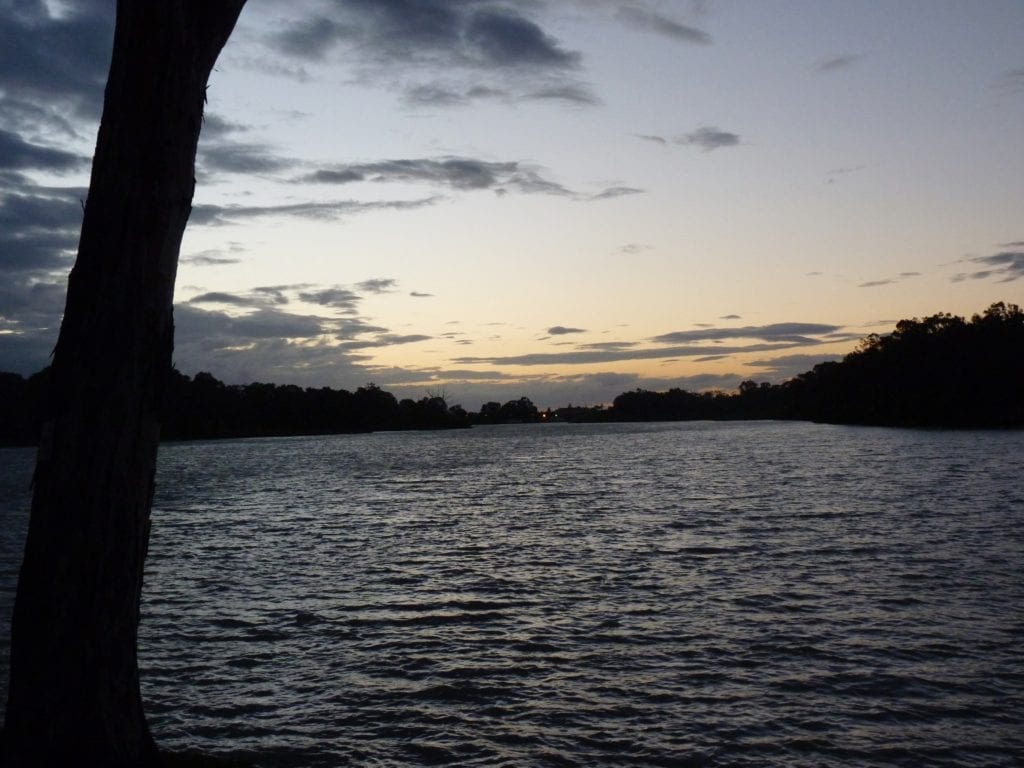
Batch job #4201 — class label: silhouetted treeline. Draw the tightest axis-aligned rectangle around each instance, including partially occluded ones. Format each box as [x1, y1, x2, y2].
[473, 397, 541, 424]
[1, 303, 1020, 445]
[781, 302, 1024, 427]
[575, 302, 1021, 428]
[0, 369, 470, 446]
[160, 372, 471, 439]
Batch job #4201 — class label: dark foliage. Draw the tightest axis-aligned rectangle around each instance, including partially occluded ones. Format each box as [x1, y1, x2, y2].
[0, 370, 470, 445]
[160, 373, 471, 439]
[472, 396, 541, 424]
[1, 303, 1020, 444]
[550, 302, 1024, 428]
[780, 302, 1024, 427]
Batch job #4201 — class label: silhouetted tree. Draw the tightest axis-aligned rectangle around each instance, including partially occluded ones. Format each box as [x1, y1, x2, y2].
[2, 3, 246, 766]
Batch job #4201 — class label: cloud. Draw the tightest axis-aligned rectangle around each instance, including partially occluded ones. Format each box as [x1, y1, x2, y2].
[305, 157, 515, 190]
[166, 277, 454, 388]
[171, 335, 376, 390]
[198, 141, 294, 176]
[589, 185, 643, 200]
[297, 287, 362, 311]
[856, 271, 923, 290]
[634, 134, 668, 146]
[277, 2, 580, 70]
[261, 2, 593, 109]
[525, 84, 599, 105]
[676, 126, 741, 151]
[719, 314, 742, 320]
[306, 169, 366, 184]
[304, 156, 639, 200]
[0, 0, 111, 121]
[189, 196, 442, 226]
[189, 291, 281, 308]
[453, 338, 831, 367]
[652, 322, 841, 345]
[336, 318, 388, 338]
[303, 157, 577, 196]
[619, 243, 652, 254]
[175, 305, 327, 342]
[745, 353, 844, 381]
[997, 66, 1024, 93]
[465, 9, 580, 68]
[0, 129, 87, 172]
[547, 326, 586, 336]
[816, 54, 861, 73]
[825, 165, 865, 184]
[951, 250, 1024, 283]
[615, 7, 712, 45]
[181, 248, 243, 267]
[200, 113, 250, 139]
[0, 191, 82, 275]
[402, 82, 598, 107]
[357, 278, 398, 294]
[578, 341, 639, 351]
[336, 333, 432, 351]
[410, 291, 434, 298]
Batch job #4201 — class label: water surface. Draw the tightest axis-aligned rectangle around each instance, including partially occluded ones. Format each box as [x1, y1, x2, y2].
[1, 422, 1022, 766]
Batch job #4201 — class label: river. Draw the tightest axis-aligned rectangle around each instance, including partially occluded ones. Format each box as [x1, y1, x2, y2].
[1, 421, 1022, 766]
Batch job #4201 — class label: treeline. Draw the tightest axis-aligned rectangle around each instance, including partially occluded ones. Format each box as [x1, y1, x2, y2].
[569, 302, 1022, 428]
[161, 371, 474, 439]
[0, 370, 471, 446]
[782, 302, 1023, 427]
[1, 302, 1020, 446]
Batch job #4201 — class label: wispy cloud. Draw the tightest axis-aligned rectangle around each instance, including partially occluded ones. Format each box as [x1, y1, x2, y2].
[996, 66, 1024, 94]
[302, 156, 639, 201]
[951, 250, 1024, 283]
[453, 320, 841, 368]
[297, 287, 362, 311]
[547, 326, 587, 336]
[676, 126, 741, 151]
[198, 141, 295, 177]
[452, 342, 816, 367]
[619, 243, 652, 254]
[615, 7, 712, 45]
[816, 54, 861, 73]
[589, 185, 644, 200]
[858, 272, 919, 288]
[825, 165, 865, 184]
[357, 278, 398, 294]
[652, 322, 840, 345]
[190, 290, 287, 308]
[190, 196, 443, 226]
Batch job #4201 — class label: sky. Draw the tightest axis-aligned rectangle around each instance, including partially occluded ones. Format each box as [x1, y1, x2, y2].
[1, 0, 1022, 409]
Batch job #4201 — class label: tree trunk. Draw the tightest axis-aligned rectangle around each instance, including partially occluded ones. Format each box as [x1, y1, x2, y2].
[2, 2, 245, 765]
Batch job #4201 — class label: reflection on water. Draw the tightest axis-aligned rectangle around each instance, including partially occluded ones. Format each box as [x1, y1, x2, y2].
[1, 422, 1023, 766]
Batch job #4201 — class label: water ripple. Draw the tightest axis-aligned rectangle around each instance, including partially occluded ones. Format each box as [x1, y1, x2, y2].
[1, 423, 1023, 766]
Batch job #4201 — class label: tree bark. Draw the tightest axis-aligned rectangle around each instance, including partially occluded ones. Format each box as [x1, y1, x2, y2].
[2, 2, 245, 765]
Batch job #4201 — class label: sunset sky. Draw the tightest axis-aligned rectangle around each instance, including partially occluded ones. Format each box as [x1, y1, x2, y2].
[2, 0, 1022, 408]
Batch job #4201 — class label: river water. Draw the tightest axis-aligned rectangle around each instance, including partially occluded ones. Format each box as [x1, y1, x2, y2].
[1, 421, 1022, 766]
